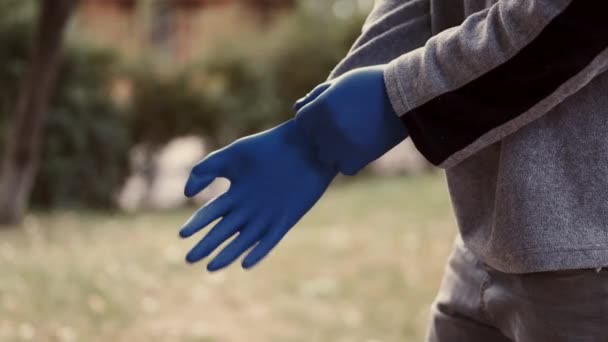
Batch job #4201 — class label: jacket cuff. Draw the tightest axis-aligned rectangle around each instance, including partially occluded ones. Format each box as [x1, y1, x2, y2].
[383, 49, 419, 116]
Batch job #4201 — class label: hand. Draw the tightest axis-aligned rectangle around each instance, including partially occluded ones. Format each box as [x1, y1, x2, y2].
[294, 65, 408, 175]
[180, 120, 337, 271]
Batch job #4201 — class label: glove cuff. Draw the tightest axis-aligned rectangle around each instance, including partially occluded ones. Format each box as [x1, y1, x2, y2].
[294, 66, 409, 176]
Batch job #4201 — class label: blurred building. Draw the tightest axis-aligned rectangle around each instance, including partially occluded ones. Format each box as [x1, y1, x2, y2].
[74, 0, 295, 63]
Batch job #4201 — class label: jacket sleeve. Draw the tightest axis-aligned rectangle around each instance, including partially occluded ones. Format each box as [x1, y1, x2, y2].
[384, 0, 608, 168]
[328, 0, 433, 79]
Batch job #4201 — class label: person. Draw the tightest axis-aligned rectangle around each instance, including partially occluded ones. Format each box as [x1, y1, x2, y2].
[179, 0, 608, 340]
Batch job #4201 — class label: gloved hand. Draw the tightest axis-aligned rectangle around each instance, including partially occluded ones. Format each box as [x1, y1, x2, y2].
[294, 65, 409, 176]
[180, 119, 337, 271]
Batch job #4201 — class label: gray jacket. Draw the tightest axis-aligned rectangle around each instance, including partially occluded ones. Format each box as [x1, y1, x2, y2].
[329, 0, 608, 273]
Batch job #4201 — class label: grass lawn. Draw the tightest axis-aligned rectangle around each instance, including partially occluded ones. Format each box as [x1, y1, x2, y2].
[0, 173, 457, 342]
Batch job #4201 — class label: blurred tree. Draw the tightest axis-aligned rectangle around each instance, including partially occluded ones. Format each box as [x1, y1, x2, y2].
[0, 1, 131, 211]
[30, 45, 130, 210]
[0, 0, 35, 140]
[0, 0, 80, 225]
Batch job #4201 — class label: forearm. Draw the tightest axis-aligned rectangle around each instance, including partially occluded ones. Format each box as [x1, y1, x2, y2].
[385, 0, 608, 168]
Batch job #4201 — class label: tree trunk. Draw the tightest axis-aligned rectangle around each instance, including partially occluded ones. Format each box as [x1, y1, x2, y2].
[0, 0, 79, 226]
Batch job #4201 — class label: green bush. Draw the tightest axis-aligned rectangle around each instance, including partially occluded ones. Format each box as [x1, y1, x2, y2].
[199, 50, 282, 144]
[195, 2, 365, 142]
[127, 64, 222, 149]
[0, 0, 367, 210]
[0, 0, 36, 144]
[30, 44, 130, 209]
[0, 3, 130, 209]
[268, 6, 365, 120]
[126, 1, 365, 148]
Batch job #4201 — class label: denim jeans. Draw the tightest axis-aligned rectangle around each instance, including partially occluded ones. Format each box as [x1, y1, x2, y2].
[427, 237, 608, 342]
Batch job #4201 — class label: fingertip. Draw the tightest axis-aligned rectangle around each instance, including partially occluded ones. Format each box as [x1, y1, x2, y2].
[178, 213, 202, 239]
[207, 260, 224, 272]
[242, 248, 265, 269]
[241, 257, 257, 270]
[185, 244, 209, 263]
[184, 188, 196, 198]
[179, 229, 191, 239]
[293, 98, 305, 111]
[185, 252, 198, 264]
[184, 174, 215, 198]
[294, 83, 331, 113]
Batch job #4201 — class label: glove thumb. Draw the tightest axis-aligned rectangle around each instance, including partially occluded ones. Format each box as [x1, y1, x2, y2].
[293, 82, 331, 112]
[184, 151, 226, 197]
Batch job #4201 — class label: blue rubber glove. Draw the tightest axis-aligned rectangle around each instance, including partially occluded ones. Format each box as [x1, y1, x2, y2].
[180, 120, 337, 271]
[294, 65, 409, 175]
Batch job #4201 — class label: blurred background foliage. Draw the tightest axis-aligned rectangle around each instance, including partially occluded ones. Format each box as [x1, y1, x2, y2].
[0, 0, 128, 209]
[32, 44, 129, 209]
[0, 1, 450, 341]
[0, 0, 35, 148]
[0, 0, 367, 210]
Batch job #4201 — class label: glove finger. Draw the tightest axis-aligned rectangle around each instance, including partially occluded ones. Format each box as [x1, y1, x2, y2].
[241, 218, 291, 269]
[293, 82, 331, 112]
[207, 215, 270, 272]
[179, 193, 234, 238]
[185, 209, 248, 263]
[185, 151, 227, 197]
